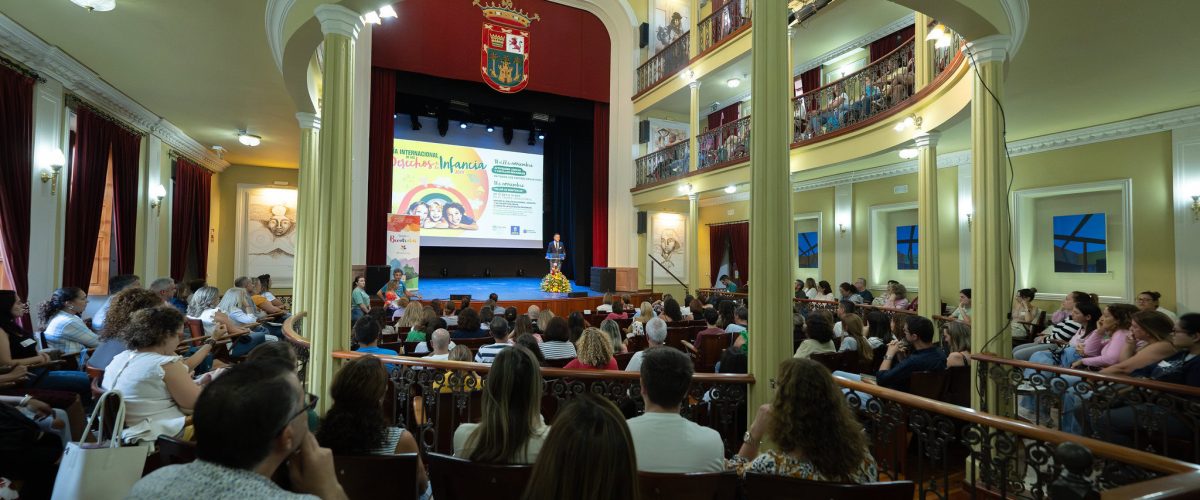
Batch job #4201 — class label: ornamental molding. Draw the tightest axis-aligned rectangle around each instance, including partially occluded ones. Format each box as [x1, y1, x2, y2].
[699, 191, 750, 207]
[0, 14, 229, 172]
[1000, 0, 1029, 59]
[794, 14, 914, 76]
[265, 0, 296, 72]
[790, 106, 1200, 192]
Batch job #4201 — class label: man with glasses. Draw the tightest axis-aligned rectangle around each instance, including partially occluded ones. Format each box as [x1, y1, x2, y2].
[129, 361, 346, 499]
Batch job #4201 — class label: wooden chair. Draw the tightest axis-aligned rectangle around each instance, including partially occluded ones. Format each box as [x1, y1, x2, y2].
[810, 351, 844, 373]
[615, 352, 636, 370]
[542, 357, 571, 368]
[85, 365, 106, 398]
[744, 473, 914, 500]
[684, 333, 730, 373]
[430, 390, 483, 454]
[185, 319, 204, 340]
[425, 452, 532, 500]
[665, 327, 691, 351]
[626, 335, 649, 352]
[155, 435, 197, 466]
[909, 370, 948, 401]
[332, 453, 420, 500]
[638, 471, 738, 500]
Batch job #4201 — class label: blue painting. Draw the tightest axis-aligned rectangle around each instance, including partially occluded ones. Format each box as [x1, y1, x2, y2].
[1053, 213, 1107, 273]
[897, 225, 918, 270]
[797, 231, 818, 268]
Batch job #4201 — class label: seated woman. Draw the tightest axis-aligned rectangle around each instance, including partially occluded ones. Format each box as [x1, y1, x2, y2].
[522, 394, 638, 500]
[658, 298, 684, 325]
[1135, 290, 1177, 321]
[453, 345, 549, 464]
[1010, 288, 1041, 340]
[39, 287, 98, 358]
[1067, 303, 1137, 370]
[1100, 310, 1178, 376]
[883, 282, 910, 310]
[566, 312, 588, 343]
[599, 319, 627, 355]
[512, 315, 540, 343]
[836, 314, 873, 365]
[316, 355, 429, 499]
[395, 304, 424, 331]
[405, 307, 438, 343]
[90, 288, 171, 371]
[102, 306, 218, 442]
[1013, 291, 1096, 361]
[942, 321, 972, 368]
[794, 311, 836, 359]
[538, 317, 577, 361]
[814, 281, 836, 302]
[605, 298, 628, 320]
[949, 289, 972, 323]
[216, 287, 269, 356]
[535, 309, 555, 335]
[1101, 314, 1200, 447]
[248, 277, 287, 321]
[433, 345, 483, 393]
[729, 358, 878, 483]
[1, 290, 90, 436]
[564, 327, 617, 370]
[629, 302, 654, 337]
[451, 307, 488, 340]
[864, 311, 893, 348]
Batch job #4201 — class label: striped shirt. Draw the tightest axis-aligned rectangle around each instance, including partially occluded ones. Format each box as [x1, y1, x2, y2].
[1043, 319, 1081, 343]
[475, 343, 511, 363]
[368, 427, 406, 455]
[539, 341, 577, 360]
[44, 311, 99, 354]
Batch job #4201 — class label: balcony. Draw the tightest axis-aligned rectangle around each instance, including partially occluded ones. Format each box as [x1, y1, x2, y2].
[636, 31, 690, 96]
[635, 140, 690, 187]
[697, 115, 750, 170]
[697, 0, 751, 56]
[792, 37, 916, 143]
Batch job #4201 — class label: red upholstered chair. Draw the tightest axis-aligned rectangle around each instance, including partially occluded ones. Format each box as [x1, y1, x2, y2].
[638, 471, 738, 500]
[744, 473, 914, 500]
[425, 452, 532, 500]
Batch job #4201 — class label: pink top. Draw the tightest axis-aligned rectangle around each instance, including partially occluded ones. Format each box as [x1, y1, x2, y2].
[1081, 329, 1131, 367]
[605, 312, 629, 320]
[1051, 309, 1070, 325]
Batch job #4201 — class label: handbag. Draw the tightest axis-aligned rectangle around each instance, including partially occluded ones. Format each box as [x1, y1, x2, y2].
[50, 390, 150, 500]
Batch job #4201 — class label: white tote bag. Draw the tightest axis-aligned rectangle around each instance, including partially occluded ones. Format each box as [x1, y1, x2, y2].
[51, 391, 150, 500]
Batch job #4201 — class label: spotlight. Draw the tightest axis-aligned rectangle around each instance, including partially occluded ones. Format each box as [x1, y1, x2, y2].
[486, 125, 495, 133]
[537, 132, 545, 140]
[363, 11, 382, 24]
[459, 122, 469, 129]
[926, 23, 947, 42]
[379, 5, 398, 18]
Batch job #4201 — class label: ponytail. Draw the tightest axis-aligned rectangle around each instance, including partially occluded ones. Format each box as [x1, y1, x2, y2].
[39, 287, 84, 325]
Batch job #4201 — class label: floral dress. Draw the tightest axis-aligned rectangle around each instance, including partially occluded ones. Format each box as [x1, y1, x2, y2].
[727, 449, 878, 483]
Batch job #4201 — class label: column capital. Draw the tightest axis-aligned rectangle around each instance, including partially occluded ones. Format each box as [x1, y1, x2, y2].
[688, 192, 700, 202]
[296, 112, 321, 130]
[913, 131, 941, 149]
[966, 35, 1010, 66]
[688, 80, 701, 90]
[315, 4, 363, 40]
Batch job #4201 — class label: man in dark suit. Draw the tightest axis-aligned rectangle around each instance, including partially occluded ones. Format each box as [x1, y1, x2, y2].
[546, 233, 565, 272]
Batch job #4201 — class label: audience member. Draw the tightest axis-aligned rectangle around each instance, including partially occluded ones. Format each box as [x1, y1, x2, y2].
[504, 306, 518, 324]
[435, 345, 482, 393]
[352, 316, 398, 375]
[1012, 291, 1096, 361]
[794, 311, 836, 359]
[91, 288, 187, 371]
[630, 301, 654, 336]
[512, 315, 539, 342]
[801, 278, 819, 300]
[864, 311, 893, 347]
[949, 289, 972, 323]
[480, 306, 495, 330]
[567, 311, 588, 342]
[316, 355, 428, 496]
[452, 307, 488, 339]
[396, 305, 424, 330]
[837, 314, 873, 364]
[838, 282, 861, 304]
[565, 327, 617, 370]
[91, 274, 141, 331]
[425, 329, 453, 360]
[1, 290, 91, 427]
[538, 317, 577, 360]
[814, 280, 835, 301]
[149, 277, 178, 306]
[596, 292, 614, 313]
[884, 282, 910, 310]
[694, 308, 724, 342]
[625, 318, 668, 372]
[351, 275, 371, 324]
[128, 361, 347, 499]
[406, 307, 438, 342]
[728, 358, 877, 483]
[455, 345, 549, 464]
[874, 316, 945, 392]
[256, 274, 288, 309]
[521, 394, 639, 500]
[1100, 310, 1178, 376]
[1010, 288, 1040, 339]
[536, 309, 555, 335]
[1102, 314, 1200, 447]
[605, 298, 628, 320]
[1136, 290, 1177, 321]
[515, 334, 545, 362]
[725, 306, 748, 334]
[1069, 303, 1136, 370]
[853, 278, 873, 304]
[475, 317, 511, 363]
[659, 298, 684, 323]
[942, 321, 972, 368]
[627, 348, 723, 472]
[599, 319, 627, 354]
[832, 299, 855, 337]
[0, 392, 63, 498]
[40, 287, 98, 356]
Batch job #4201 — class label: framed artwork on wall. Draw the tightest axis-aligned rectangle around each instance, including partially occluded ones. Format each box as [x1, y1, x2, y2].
[234, 185, 298, 288]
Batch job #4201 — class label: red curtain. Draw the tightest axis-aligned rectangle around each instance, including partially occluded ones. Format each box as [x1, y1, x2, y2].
[170, 157, 212, 281]
[796, 67, 821, 96]
[706, 102, 741, 130]
[727, 222, 749, 283]
[591, 102, 609, 267]
[62, 107, 117, 289]
[869, 24, 915, 62]
[708, 224, 729, 287]
[110, 127, 142, 275]
[0, 66, 33, 327]
[366, 67, 396, 265]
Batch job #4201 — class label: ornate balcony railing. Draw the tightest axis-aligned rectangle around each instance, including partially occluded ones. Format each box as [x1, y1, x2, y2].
[333, 351, 753, 457]
[697, 0, 751, 55]
[973, 353, 1200, 464]
[934, 31, 965, 76]
[838, 376, 1200, 499]
[697, 115, 750, 170]
[637, 31, 691, 95]
[793, 38, 915, 143]
[635, 140, 690, 187]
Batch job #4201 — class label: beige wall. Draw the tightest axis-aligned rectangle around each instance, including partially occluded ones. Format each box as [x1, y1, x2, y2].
[210, 165, 299, 293]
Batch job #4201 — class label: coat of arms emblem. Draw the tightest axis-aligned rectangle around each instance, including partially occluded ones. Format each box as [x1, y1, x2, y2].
[474, 0, 539, 93]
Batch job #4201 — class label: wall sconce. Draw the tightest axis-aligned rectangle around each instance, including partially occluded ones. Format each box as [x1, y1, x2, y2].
[678, 183, 694, 195]
[838, 223, 848, 236]
[893, 114, 923, 132]
[1193, 196, 1199, 222]
[209, 228, 216, 242]
[149, 184, 167, 215]
[966, 213, 973, 231]
[39, 148, 67, 196]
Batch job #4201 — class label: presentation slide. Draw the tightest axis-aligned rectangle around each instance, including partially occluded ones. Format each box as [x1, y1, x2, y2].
[391, 138, 544, 248]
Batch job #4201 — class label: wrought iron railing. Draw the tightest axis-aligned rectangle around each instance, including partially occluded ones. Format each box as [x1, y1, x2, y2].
[637, 31, 691, 95]
[792, 38, 916, 143]
[333, 351, 752, 456]
[973, 353, 1200, 464]
[837, 376, 1200, 499]
[697, 0, 751, 54]
[697, 115, 751, 170]
[635, 140, 690, 186]
[934, 31, 965, 76]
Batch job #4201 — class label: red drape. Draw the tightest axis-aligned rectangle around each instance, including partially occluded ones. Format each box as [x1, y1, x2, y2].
[727, 222, 749, 284]
[796, 67, 821, 96]
[366, 67, 396, 265]
[171, 157, 212, 281]
[869, 24, 915, 62]
[591, 102, 609, 267]
[109, 127, 142, 275]
[706, 102, 741, 130]
[708, 224, 729, 287]
[0, 66, 33, 328]
[62, 107, 116, 289]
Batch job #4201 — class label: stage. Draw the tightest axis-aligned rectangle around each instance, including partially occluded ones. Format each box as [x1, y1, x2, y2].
[412, 277, 602, 301]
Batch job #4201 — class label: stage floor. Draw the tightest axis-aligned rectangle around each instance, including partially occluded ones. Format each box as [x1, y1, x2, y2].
[411, 277, 601, 301]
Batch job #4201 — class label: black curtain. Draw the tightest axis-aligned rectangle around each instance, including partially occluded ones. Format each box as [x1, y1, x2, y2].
[544, 117, 593, 285]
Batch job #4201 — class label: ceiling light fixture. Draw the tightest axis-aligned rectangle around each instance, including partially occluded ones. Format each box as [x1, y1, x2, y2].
[926, 23, 947, 42]
[237, 131, 262, 147]
[486, 125, 495, 133]
[678, 183, 694, 195]
[378, 5, 398, 19]
[459, 122, 469, 130]
[70, 0, 116, 12]
[211, 145, 226, 159]
[893, 114, 922, 132]
[726, 77, 741, 88]
[725, 185, 737, 194]
[363, 11, 382, 25]
[898, 148, 919, 160]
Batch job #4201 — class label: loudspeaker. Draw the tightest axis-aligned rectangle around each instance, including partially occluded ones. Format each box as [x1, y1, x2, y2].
[639, 23, 649, 48]
[449, 294, 472, 302]
[364, 265, 392, 295]
[638, 120, 650, 144]
[567, 291, 588, 298]
[637, 211, 647, 234]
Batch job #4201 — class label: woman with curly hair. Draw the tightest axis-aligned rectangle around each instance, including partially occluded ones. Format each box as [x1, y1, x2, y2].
[316, 355, 429, 497]
[88, 288, 168, 370]
[565, 327, 617, 370]
[728, 357, 877, 482]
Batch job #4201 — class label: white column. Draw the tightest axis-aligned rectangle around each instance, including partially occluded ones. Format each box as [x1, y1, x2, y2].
[834, 183, 853, 284]
[29, 77, 66, 326]
[350, 23, 372, 267]
[142, 135, 164, 280]
[1173, 125, 1200, 313]
[957, 162, 973, 290]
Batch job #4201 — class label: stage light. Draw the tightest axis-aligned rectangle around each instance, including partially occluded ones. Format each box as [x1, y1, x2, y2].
[486, 125, 495, 133]
[537, 132, 545, 140]
[378, 5, 397, 18]
[363, 11, 382, 25]
[927, 23, 947, 42]
[459, 122, 469, 129]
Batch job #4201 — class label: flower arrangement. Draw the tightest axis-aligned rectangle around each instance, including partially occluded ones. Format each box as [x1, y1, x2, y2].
[540, 270, 572, 293]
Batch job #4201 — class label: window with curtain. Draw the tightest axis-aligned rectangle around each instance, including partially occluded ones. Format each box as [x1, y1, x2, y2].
[87, 159, 115, 296]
